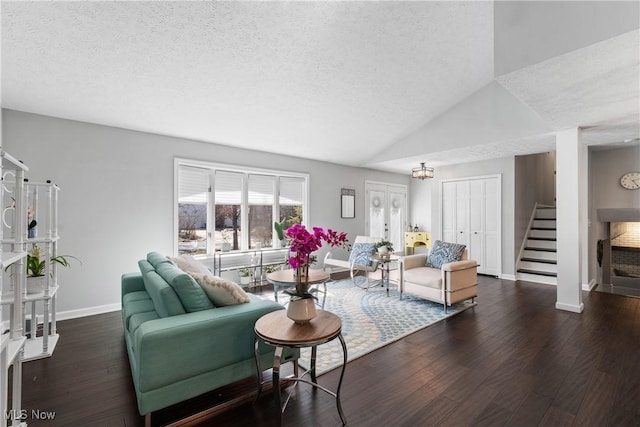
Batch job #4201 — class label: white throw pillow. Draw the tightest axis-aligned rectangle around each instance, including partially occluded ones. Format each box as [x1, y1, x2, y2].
[190, 273, 250, 306]
[170, 254, 212, 276]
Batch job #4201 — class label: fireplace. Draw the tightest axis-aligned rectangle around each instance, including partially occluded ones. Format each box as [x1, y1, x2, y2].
[597, 209, 640, 291]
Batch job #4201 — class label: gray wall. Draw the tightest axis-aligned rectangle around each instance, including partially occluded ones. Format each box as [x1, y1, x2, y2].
[410, 156, 516, 277]
[514, 151, 555, 263]
[3, 109, 408, 317]
[589, 145, 640, 284]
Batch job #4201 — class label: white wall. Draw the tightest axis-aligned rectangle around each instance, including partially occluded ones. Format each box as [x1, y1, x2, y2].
[3, 109, 408, 317]
[410, 156, 515, 277]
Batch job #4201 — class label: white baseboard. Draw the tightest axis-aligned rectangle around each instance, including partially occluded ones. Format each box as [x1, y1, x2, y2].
[57, 303, 121, 321]
[500, 274, 516, 281]
[555, 301, 584, 313]
[582, 279, 597, 291]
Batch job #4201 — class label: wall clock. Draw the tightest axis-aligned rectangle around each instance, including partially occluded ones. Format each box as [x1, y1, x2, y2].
[620, 172, 640, 190]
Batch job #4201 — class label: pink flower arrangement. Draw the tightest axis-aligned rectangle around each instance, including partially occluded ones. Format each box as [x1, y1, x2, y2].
[285, 224, 350, 296]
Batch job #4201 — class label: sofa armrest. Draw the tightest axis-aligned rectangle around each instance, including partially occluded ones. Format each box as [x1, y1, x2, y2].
[122, 272, 145, 296]
[132, 296, 287, 392]
[441, 260, 478, 272]
[401, 254, 429, 270]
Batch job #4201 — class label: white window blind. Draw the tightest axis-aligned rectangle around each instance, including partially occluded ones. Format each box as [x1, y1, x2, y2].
[248, 175, 275, 205]
[279, 177, 304, 206]
[178, 166, 209, 204]
[215, 171, 243, 204]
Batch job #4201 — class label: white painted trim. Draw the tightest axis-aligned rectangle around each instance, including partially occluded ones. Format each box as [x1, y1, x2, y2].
[582, 279, 597, 291]
[56, 303, 121, 321]
[500, 274, 516, 281]
[555, 301, 584, 313]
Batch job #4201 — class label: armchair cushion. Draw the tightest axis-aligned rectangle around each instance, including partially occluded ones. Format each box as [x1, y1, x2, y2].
[403, 267, 442, 290]
[427, 240, 466, 268]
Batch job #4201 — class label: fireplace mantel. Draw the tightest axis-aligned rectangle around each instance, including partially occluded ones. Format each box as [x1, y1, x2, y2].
[597, 208, 640, 222]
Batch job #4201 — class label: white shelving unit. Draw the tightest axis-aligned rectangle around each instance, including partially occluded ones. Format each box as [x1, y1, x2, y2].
[0, 150, 28, 427]
[2, 181, 61, 361]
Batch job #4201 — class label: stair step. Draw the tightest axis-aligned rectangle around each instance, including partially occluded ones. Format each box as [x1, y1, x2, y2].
[524, 247, 557, 253]
[521, 257, 557, 264]
[535, 208, 556, 219]
[533, 220, 556, 229]
[522, 249, 557, 260]
[517, 271, 558, 285]
[518, 269, 557, 277]
[526, 239, 557, 250]
[519, 261, 557, 273]
[529, 229, 556, 239]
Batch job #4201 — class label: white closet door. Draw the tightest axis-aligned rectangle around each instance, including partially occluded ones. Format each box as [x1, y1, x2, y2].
[442, 182, 456, 243]
[455, 181, 469, 246]
[441, 175, 501, 277]
[483, 177, 499, 276]
[468, 179, 484, 267]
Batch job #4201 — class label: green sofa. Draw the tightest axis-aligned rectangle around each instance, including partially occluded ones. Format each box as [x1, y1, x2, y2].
[121, 252, 298, 421]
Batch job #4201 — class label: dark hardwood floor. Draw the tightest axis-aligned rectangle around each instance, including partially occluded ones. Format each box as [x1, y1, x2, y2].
[19, 276, 640, 426]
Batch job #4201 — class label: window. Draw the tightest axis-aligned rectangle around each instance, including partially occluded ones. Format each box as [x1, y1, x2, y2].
[175, 160, 308, 255]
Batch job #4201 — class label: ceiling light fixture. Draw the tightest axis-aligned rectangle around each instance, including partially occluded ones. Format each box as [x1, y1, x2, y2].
[411, 162, 434, 180]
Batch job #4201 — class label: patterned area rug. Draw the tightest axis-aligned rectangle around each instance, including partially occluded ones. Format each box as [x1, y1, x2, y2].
[265, 278, 475, 375]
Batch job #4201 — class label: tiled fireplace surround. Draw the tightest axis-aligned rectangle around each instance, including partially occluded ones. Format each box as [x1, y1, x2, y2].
[611, 222, 640, 277]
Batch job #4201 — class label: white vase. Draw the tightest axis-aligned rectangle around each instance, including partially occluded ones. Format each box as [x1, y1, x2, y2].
[378, 246, 388, 255]
[26, 276, 46, 294]
[287, 298, 317, 324]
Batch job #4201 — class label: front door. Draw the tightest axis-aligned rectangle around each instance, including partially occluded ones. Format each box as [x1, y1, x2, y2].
[365, 182, 407, 252]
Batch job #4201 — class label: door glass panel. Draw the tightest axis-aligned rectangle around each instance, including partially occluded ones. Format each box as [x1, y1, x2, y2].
[369, 189, 386, 239]
[389, 190, 404, 251]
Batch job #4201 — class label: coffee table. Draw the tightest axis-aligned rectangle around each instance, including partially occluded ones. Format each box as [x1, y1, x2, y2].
[266, 269, 330, 306]
[254, 309, 347, 426]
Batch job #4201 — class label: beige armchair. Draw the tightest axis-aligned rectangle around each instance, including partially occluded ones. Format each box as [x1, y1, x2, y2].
[389, 250, 478, 312]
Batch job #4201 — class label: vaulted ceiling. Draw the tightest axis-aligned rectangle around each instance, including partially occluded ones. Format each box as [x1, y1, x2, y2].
[2, 1, 639, 174]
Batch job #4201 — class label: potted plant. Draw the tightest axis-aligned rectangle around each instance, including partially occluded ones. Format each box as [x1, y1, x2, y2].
[274, 219, 286, 246]
[375, 240, 394, 256]
[284, 225, 350, 323]
[221, 229, 232, 252]
[24, 245, 80, 294]
[238, 268, 253, 286]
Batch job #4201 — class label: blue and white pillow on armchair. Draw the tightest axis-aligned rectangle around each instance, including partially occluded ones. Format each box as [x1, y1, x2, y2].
[427, 240, 466, 269]
[348, 242, 377, 265]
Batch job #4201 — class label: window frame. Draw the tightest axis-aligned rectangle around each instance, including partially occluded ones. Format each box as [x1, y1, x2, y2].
[174, 158, 309, 256]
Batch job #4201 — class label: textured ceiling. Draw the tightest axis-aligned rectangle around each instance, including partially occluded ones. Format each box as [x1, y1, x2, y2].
[2, 1, 639, 174]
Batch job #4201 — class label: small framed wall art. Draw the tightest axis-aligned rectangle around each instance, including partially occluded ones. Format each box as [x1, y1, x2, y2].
[341, 188, 355, 218]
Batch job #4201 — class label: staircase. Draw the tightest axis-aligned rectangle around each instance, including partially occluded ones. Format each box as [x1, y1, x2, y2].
[517, 206, 557, 285]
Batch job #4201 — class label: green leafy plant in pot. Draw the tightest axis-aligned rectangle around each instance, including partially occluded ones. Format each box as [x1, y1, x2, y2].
[375, 240, 394, 256]
[24, 245, 80, 293]
[238, 268, 253, 286]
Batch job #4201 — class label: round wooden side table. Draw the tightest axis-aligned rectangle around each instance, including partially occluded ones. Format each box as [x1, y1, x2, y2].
[254, 309, 347, 426]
